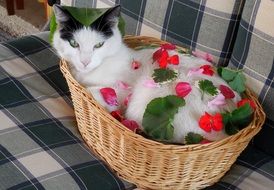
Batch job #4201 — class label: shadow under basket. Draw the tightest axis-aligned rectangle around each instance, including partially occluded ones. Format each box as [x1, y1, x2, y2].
[60, 36, 266, 190]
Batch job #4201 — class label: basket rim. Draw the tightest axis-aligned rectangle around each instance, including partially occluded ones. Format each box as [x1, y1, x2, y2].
[59, 35, 266, 152]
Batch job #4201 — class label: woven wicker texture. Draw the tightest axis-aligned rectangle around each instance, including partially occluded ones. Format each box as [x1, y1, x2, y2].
[60, 36, 266, 190]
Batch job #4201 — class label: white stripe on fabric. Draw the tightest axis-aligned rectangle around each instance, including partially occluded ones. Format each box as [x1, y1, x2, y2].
[190, 0, 204, 47]
[238, 0, 259, 69]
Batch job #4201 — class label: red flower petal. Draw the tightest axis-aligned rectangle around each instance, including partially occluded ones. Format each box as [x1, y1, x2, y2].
[124, 93, 132, 106]
[175, 82, 192, 98]
[110, 110, 124, 122]
[237, 99, 256, 110]
[199, 112, 212, 132]
[161, 43, 176, 50]
[168, 55, 179, 65]
[158, 50, 169, 68]
[121, 119, 139, 132]
[200, 64, 214, 76]
[99, 87, 118, 106]
[153, 49, 163, 62]
[219, 85, 235, 99]
[131, 60, 141, 70]
[212, 113, 223, 131]
[199, 112, 223, 132]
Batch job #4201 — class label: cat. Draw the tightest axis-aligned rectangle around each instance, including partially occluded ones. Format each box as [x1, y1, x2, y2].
[53, 5, 241, 144]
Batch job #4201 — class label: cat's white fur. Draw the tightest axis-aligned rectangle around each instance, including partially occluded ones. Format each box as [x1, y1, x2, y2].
[53, 9, 241, 143]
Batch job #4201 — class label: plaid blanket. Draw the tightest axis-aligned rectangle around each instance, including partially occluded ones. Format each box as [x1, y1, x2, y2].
[0, 33, 273, 190]
[0, 33, 134, 190]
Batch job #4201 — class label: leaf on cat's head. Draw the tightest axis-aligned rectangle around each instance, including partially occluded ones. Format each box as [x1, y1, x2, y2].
[49, 5, 126, 43]
[49, 13, 57, 44]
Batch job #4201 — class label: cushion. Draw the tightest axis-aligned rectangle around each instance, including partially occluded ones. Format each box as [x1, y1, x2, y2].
[206, 145, 274, 190]
[0, 33, 134, 190]
[227, 0, 274, 156]
[61, 0, 245, 66]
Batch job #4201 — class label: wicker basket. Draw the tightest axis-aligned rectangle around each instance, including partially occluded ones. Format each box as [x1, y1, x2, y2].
[60, 36, 266, 190]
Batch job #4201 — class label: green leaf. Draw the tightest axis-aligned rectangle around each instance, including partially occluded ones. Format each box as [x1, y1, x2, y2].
[142, 95, 185, 141]
[64, 6, 106, 26]
[222, 113, 239, 135]
[219, 68, 238, 81]
[118, 16, 126, 36]
[49, 13, 57, 44]
[218, 68, 246, 94]
[198, 80, 218, 97]
[231, 103, 253, 127]
[185, 132, 204, 144]
[223, 104, 253, 135]
[228, 73, 246, 94]
[152, 68, 178, 84]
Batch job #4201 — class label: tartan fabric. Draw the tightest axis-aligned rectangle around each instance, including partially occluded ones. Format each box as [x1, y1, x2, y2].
[227, 0, 274, 157]
[0, 32, 134, 190]
[61, 0, 245, 66]
[0, 33, 273, 190]
[206, 145, 274, 190]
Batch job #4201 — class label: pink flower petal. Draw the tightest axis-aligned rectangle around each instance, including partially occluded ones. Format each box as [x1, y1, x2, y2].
[208, 94, 226, 109]
[124, 93, 132, 106]
[131, 60, 141, 70]
[100, 87, 118, 106]
[161, 43, 176, 50]
[187, 67, 204, 77]
[121, 119, 139, 132]
[116, 80, 131, 90]
[192, 50, 213, 62]
[175, 82, 192, 98]
[143, 79, 159, 88]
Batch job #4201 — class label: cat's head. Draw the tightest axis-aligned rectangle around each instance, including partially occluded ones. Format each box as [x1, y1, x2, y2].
[53, 5, 122, 72]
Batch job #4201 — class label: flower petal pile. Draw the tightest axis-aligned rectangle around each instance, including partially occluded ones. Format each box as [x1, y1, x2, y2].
[153, 43, 179, 68]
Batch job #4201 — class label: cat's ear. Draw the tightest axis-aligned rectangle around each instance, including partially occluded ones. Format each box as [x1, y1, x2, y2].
[103, 5, 121, 24]
[53, 4, 70, 24]
[92, 5, 121, 36]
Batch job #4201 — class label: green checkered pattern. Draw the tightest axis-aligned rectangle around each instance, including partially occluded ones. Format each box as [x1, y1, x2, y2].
[1, 0, 273, 188]
[227, 0, 274, 157]
[62, 0, 245, 66]
[0, 32, 134, 190]
[0, 32, 273, 190]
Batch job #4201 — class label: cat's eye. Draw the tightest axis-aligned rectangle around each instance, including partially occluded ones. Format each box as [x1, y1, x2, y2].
[69, 39, 79, 48]
[94, 42, 104, 49]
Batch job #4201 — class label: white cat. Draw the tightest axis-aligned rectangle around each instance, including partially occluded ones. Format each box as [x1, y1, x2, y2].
[53, 5, 241, 143]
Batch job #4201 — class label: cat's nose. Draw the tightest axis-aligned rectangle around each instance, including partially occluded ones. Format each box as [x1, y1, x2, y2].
[81, 59, 90, 66]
